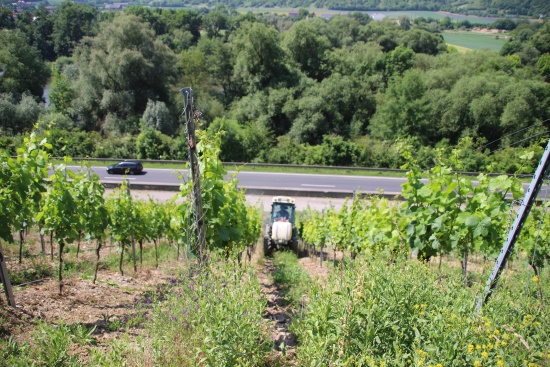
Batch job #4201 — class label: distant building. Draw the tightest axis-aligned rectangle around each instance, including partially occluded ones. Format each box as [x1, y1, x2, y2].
[320, 13, 334, 20]
[288, 10, 298, 18]
[104, 2, 128, 10]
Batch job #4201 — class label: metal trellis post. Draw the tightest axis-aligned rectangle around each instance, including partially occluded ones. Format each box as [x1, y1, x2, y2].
[180, 88, 206, 260]
[477, 139, 550, 312]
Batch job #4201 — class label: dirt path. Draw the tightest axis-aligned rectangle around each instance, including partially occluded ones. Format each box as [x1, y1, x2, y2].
[256, 257, 298, 366]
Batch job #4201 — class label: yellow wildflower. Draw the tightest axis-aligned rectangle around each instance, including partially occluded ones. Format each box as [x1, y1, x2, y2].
[474, 361, 481, 367]
[501, 341, 507, 346]
[468, 345, 475, 353]
[496, 361, 504, 367]
[481, 352, 488, 358]
[532, 276, 539, 283]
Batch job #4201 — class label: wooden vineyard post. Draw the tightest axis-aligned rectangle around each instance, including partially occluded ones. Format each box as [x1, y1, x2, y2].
[180, 87, 206, 262]
[0, 249, 15, 307]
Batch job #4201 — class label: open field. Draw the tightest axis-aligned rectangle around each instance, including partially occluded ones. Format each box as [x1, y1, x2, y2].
[443, 30, 508, 51]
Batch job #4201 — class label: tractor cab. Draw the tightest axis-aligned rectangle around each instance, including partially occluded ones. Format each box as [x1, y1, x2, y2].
[264, 196, 298, 255]
[270, 197, 296, 223]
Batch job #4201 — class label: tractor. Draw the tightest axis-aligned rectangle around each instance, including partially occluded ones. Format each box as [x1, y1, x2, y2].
[263, 196, 298, 256]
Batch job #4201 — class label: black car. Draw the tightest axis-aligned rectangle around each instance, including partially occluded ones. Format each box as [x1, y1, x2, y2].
[106, 161, 143, 175]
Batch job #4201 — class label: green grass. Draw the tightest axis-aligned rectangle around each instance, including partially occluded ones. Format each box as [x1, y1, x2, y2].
[291, 254, 550, 367]
[272, 251, 314, 307]
[443, 30, 508, 51]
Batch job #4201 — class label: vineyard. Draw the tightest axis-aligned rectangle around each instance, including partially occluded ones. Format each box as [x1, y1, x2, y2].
[1, 133, 550, 366]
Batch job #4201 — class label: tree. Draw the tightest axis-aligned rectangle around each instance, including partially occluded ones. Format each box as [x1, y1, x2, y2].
[287, 74, 369, 144]
[370, 70, 429, 143]
[282, 20, 332, 81]
[500, 40, 522, 56]
[72, 14, 178, 132]
[402, 28, 444, 55]
[326, 15, 360, 48]
[537, 53, 550, 80]
[320, 134, 359, 166]
[51, 0, 97, 57]
[231, 21, 289, 92]
[136, 127, 172, 160]
[199, 37, 238, 105]
[0, 6, 15, 29]
[383, 45, 415, 83]
[158, 8, 201, 45]
[49, 65, 76, 116]
[125, 6, 167, 36]
[439, 16, 453, 30]
[203, 10, 228, 39]
[491, 18, 517, 31]
[0, 93, 43, 134]
[31, 7, 56, 61]
[531, 22, 550, 54]
[142, 99, 177, 136]
[179, 46, 209, 91]
[207, 117, 246, 162]
[0, 29, 49, 100]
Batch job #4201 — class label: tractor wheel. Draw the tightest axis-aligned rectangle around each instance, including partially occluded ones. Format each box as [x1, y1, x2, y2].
[264, 238, 274, 257]
[263, 237, 270, 256]
[291, 239, 298, 255]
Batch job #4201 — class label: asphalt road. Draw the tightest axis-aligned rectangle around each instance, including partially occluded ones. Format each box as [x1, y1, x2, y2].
[72, 166, 407, 196]
[66, 165, 543, 200]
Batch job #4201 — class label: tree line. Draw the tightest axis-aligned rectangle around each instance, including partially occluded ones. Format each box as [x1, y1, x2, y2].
[1, 3, 550, 172]
[24, 0, 550, 18]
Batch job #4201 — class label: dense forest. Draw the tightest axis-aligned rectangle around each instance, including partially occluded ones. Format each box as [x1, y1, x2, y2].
[0, 2, 549, 172]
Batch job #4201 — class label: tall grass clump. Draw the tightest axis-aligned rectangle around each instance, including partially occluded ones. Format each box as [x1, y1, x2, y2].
[0, 322, 96, 367]
[291, 254, 550, 367]
[272, 251, 314, 307]
[143, 252, 272, 366]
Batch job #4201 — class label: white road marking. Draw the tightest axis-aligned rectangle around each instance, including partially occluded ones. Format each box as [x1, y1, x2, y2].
[301, 184, 336, 188]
